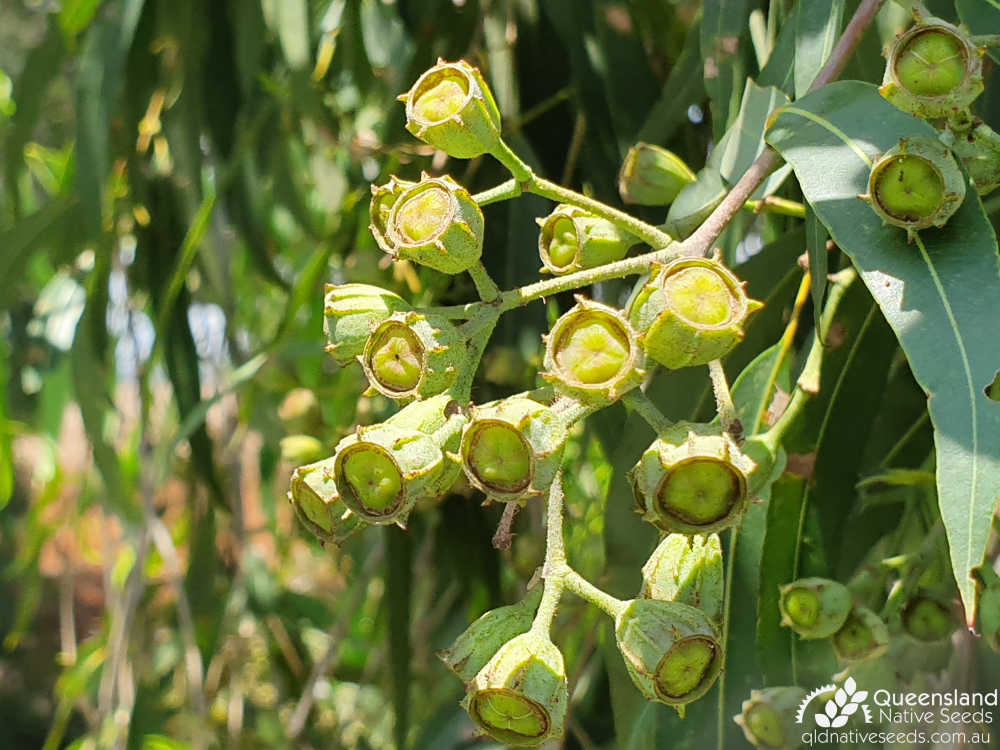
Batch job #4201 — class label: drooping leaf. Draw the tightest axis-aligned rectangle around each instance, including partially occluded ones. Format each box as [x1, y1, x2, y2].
[701, 0, 752, 135]
[766, 81, 1000, 624]
[793, 0, 844, 98]
[806, 207, 828, 335]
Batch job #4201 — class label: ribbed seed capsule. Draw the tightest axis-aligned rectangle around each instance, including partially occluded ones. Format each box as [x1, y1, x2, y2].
[360, 311, 463, 401]
[859, 136, 965, 237]
[879, 18, 984, 120]
[541, 297, 644, 406]
[615, 599, 723, 710]
[627, 256, 762, 370]
[399, 59, 503, 159]
[459, 395, 569, 504]
[438, 587, 543, 683]
[463, 631, 568, 747]
[902, 596, 954, 642]
[381, 173, 484, 274]
[288, 456, 365, 545]
[778, 577, 853, 640]
[618, 142, 696, 206]
[323, 283, 412, 367]
[947, 120, 1000, 196]
[629, 422, 755, 534]
[831, 606, 890, 664]
[734, 686, 808, 750]
[641, 533, 724, 624]
[536, 204, 639, 274]
[369, 177, 416, 254]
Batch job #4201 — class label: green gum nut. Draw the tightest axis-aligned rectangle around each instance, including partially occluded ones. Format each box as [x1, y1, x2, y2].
[279, 435, 325, 466]
[618, 142, 697, 206]
[879, 18, 984, 120]
[536, 204, 639, 275]
[399, 59, 503, 159]
[902, 596, 954, 642]
[778, 577, 852, 640]
[438, 587, 543, 683]
[369, 176, 416, 254]
[859, 136, 966, 237]
[627, 255, 763, 370]
[463, 631, 568, 747]
[947, 120, 1000, 196]
[640, 533, 724, 624]
[540, 297, 645, 407]
[458, 394, 569, 504]
[382, 173, 484, 274]
[288, 456, 365, 545]
[323, 283, 412, 367]
[831, 606, 890, 664]
[332, 421, 448, 527]
[733, 686, 808, 750]
[360, 310, 464, 401]
[629, 422, 755, 535]
[615, 598, 724, 710]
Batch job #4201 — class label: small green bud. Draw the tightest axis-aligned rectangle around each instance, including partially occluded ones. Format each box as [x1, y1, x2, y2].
[618, 143, 697, 206]
[778, 578, 853, 640]
[615, 598, 723, 709]
[536, 204, 639, 274]
[438, 587, 543, 683]
[360, 310, 464, 401]
[640, 533, 724, 623]
[463, 631, 568, 747]
[288, 457, 365, 545]
[902, 596, 954, 642]
[629, 422, 755, 534]
[627, 255, 763, 370]
[860, 136, 966, 237]
[369, 177, 417, 254]
[378, 173, 485, 274]
[945, 120, 1000, 196]
[880, 18, 984, 120]
[831, 607, 890, 664]
[459, 394, 569, 503]
[541, 297, 645, 406]
[662, 167, 727, 240]
[279, 435, 325, 466]
[400, 59, 503, 159]
[324, 283, 412, 367]
[734, 686, 808, 750]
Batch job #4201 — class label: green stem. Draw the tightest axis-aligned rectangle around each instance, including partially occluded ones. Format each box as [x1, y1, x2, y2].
[623, 390, 674, 435]
[717, 527, 739, 750]
[472, 178, 521, 206]
[532, 472, 567, 634]
[468, 262, 501, 302]
[560, 569, 627, 619]
[489, 138, 534, 183]
[744, 196, 807, 218]
[708, 360, 740, 439]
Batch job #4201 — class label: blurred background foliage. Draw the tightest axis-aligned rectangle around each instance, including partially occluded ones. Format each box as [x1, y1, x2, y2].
[0, 0, 998, 748]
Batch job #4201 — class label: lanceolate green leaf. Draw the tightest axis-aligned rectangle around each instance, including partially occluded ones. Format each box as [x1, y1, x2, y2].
[793, 0, 843, 98]
[766, 81, 1000, 624]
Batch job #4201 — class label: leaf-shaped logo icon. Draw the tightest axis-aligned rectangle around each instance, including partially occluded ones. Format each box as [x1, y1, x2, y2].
[845, 677, 857, 695]
[825, 700, 837, 718]
[832, 715, 849, 728]
[835, 688, 847, 706]
[853, 690, 868, 702]
[815, 714, 831, 728]
[842, 704, 859, 717]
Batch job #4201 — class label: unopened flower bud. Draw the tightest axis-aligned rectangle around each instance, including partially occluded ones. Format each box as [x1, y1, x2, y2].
[627, 255, 762, 370]
[880, 18, 984, 120]
[734, 686, 808, 750]
[280, 435, 325, 466]
[360, 311, 464, 400]
[541, 297, 644, 406]
[860, 136, 965, 237]
[831, 607, 890, 664]
[641, 533, 724, 623]
[439, 587, 543, 683]
[369, 177, 416, 254]
[324, 284, 412, 367]
[629, 422, 755, 534]
[400, 59, 503, 159]
[662, 167, 727, 240]
[619, 143, 697, 206]
[536, 204, 639, 274]
[378, 173, 484, 274]
[288, 457, 365, 545]
[946, 120, 1000, 196]
[902, 596, 954, 642]
[778, 578, 853, 640]
[615, 598, 723, 709]
[459, 394, 569, 503]
[463, 631, 568, 747]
